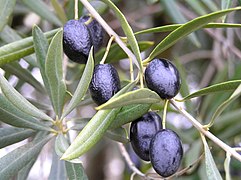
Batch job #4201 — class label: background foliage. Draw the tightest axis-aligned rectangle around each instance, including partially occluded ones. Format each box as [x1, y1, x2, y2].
[0, 0, 241, 179]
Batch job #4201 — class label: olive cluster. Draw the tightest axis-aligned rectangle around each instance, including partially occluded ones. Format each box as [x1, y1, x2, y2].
[63, 17, 183, 177]
[63, 15, 104, 64]
[130, 58, 183, 177]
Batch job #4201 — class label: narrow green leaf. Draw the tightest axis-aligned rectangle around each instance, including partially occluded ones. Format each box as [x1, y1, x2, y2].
[224, 153, 231, 180]
[106, 127, 129, 143]
[0, 127, 35, 148]
[96, 88, 160, 110]
[45, 29, 66, 117]
[201, 135, 222, 180]
[0, 134, 53, 180]
[62, 108, 120, 160]
[110, 103, 151, 129]
[0, 28, 59, 66]
[61, 82, 136, 160]
[0, 0, 16, 32]
[208, 84, 241, 127]
[65, 162, 88, 180]
[50, 0, 67, 24]
[49, 151, 67, 180]
[32, 25, 51, 95]
[62, 47, 94, 118]
[0, 94, 53, 131]
[201, 0, 219, 12]
[1, 62, 45, 93]
[55, 133, 70, 157]
[0, 73, 52, 121]
[180, 80, 241, 101]
[17, 132, 48, 180]
[161, 0, 201, 47]
[102, 0, 143, 71]
[22, 0, 62, 26]
[95, 41, 154, 63]
[148, 7, 241, 60]
[16, 158, 37, 180]
[0, 25, 37, 67]
[135, 23, 241, 35]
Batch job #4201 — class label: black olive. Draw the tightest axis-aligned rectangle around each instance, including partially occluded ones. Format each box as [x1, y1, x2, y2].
[63, 19, 92, 64]
[145, 58, 181, 99]
[150, 129, 183, 177]
[89, 64, 121, 105]
[79, 15, 104, 51]
[130, 112, 162, 161]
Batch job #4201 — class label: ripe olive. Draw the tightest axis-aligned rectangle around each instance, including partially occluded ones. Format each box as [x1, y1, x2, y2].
[89, 64, 121, 105]
[63, 19, 91, 64]
[79, 15, 104, 51]
[150, 129, 183, 177]
[145, 58, 181, 99]
[130, 112, 162, 161]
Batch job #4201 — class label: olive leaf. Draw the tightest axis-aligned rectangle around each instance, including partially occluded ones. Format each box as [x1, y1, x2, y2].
[0, 25, 37, 67]
[102, 0, 143, 71]
[110, 103, 151, 129]
[0, 0, 16, 32]
[0, 133, 53, 180]
[105, 127, 129, 144]
[0, 73, 52, 121]
[96, 88, 160, 110]
[0, 94, 53, 131]
[0, 28, 59, 66]
[201, 135, 222, 180]
[45, 29, 66, 118]
[0, 127, 35, 149]
[62, 47, 94, 118]
[147, 7, 241, 61]
[49, 151, 67, 180]
[135, 23, 241, 35]
[161, 0, 201, 47]
[1, 62, 45, 93]
[65, 162, 88, 180]
[32, 25, 51, 95]
[206, 84, 241, 128]
[179, 80, 241, 101]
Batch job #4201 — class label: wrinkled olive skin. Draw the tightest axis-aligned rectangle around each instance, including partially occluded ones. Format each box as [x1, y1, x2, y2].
[89, 64, 121, 105]
[145, 58, 181, 99]
[150, 129, 183, 177]
[79, 15, 104, 51]
[130, 112, 162, 161]
[63, 19, 91, 64]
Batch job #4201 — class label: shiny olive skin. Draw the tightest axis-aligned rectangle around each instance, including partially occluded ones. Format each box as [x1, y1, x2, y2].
[89, 64, 121, 105]
[63, 19, 91, 64]
[79, 15, 104, 51]
[130, 112, 162, 161]
[150, 129, 183, 177]
[145, 58, 181, 99]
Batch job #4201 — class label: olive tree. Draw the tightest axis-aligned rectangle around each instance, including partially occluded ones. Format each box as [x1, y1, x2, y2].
[0, 0, 241, 179]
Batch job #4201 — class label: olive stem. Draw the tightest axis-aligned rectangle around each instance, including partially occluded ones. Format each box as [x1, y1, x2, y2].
[100, 36, 115, 64]
[162, 99, 169, 129]
[170, 99, 241, 162]
[79, 0, 140, 70]
[74, 0, 79, 20]
[117, 143, 146, 178]
[129, 57, 134, 82]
